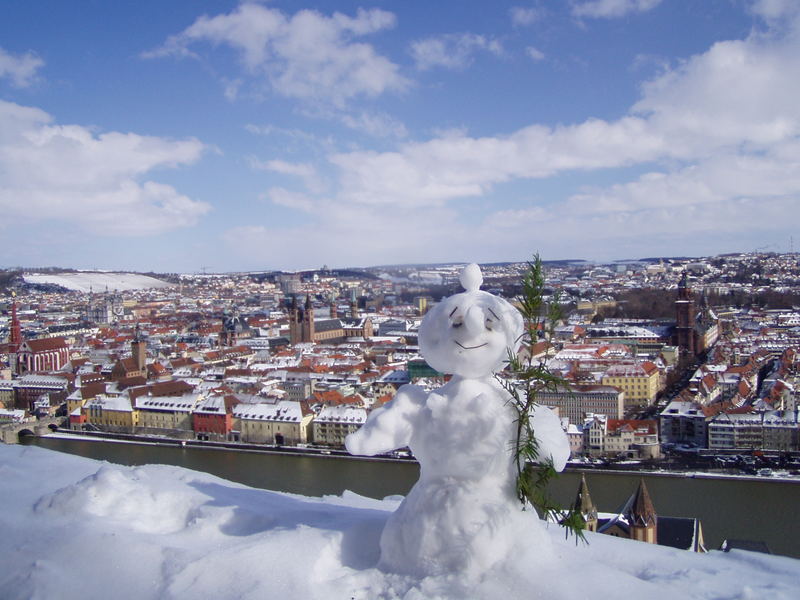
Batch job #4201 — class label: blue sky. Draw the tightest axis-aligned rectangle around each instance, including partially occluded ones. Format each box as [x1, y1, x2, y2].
[1, 0, 798, 273]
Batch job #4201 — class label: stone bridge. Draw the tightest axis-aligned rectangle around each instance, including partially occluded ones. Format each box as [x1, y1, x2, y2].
[0, 417, 63, 444]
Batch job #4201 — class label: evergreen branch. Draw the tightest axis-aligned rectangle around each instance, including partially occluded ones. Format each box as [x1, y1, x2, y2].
[499, 254, 587, 543]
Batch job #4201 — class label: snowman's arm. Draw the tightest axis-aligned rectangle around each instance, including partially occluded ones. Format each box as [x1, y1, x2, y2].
[528, 404, 570, 472]
[346, 384, 426, 456]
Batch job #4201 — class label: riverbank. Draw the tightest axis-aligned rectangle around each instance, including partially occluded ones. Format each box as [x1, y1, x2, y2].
[43, 428, 413, 464]
[26, 432, 800, 557]
[41, 428, 800, 483]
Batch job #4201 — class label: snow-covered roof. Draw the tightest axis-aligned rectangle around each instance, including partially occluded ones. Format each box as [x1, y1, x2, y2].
[233, 400, 304, 423]
[86, 395, 133, 412]
[135, 394, 202, 412]
[315, 404, 366, 424]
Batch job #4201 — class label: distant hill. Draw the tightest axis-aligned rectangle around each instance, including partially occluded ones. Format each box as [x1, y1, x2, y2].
[22, 272, 174, 292]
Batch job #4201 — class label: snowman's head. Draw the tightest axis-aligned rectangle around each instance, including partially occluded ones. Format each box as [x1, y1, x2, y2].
[418, 263, 524, 378]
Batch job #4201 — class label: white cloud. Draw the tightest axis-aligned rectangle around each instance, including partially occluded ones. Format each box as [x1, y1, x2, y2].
[274, 13, 800, 264]
[525, 46, 546, 61]
[326, 17, 800, 209]
[250, 158, 325, 193]
[749, 0, 800, 22]
[410, 33, 503, 71]
[222, 204, 465, 269]
[510, 6, 546, 27]
[145, 3, 407, 107]
[0, 47, 44, 88]
[338, 111, 408, 138]
[225, 7, 800, 266]
[571, 0, 662, 19]
[328, 116, 665, 207]
[265, 187, 316, 212]
[0, 99, 209, 236]
[252, 158, 316, 179]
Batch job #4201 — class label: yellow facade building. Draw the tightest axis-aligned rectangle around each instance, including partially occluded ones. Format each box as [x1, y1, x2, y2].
[233, 400, 314, 445]
[601, 361, 661, 410]
[84, 394, 139, 432]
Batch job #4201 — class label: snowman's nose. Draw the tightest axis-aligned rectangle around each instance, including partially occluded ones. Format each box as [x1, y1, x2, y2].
[463, 305, 484, 335]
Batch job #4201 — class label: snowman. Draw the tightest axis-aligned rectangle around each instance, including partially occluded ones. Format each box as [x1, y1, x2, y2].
[346, 263, 569, 577]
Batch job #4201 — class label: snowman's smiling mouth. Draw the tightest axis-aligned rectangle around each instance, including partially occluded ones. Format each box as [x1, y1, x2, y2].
[455, 341, 488, 350]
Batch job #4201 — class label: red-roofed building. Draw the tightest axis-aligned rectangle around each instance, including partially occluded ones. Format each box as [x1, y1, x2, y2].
[585, 415, 660, 458]
[16, 337, 70, 373]
[193, 394, 240, 441]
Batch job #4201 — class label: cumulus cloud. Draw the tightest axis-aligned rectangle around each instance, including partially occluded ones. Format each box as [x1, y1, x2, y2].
[144, 3, 407, 107]
[510, 6, 546, 27]
[278, 12, 798, 263]
[328, 116, 665, 207]
[326, 17, 800, 209]
[749, 0, 800, 22]
[525, 46, 546, 61]
[265, 187, 316, 212]
[222, 204, 465, 269]
[0, 47, 44, 88]
[249, 158, 324, 193]
[571, 0, 662, 19]
[338, 110, 408, 138]
[0, 100, 209, 236]
[410, 33, 503, 71]
[222, 6, 800, 266]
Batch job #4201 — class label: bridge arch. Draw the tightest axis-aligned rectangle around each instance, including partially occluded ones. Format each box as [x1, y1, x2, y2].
[17, 429, 35, 441]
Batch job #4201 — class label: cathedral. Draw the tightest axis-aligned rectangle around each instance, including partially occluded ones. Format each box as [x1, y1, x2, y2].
[674, 272, 719, 357]
[287, 295, 373, 345]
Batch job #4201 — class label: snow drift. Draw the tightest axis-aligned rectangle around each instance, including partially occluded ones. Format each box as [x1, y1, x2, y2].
[0, 444, 798, 600]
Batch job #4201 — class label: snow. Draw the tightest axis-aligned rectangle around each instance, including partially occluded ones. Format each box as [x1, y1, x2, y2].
[24, 271, 172, 292]
[1, 443, 798, 600]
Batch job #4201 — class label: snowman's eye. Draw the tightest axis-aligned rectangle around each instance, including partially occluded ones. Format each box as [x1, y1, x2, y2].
[449, 305, 463, 327]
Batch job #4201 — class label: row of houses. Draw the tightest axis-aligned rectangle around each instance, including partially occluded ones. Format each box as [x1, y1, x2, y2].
[660, 400, 800, 451]
[70, 380, 368, 448]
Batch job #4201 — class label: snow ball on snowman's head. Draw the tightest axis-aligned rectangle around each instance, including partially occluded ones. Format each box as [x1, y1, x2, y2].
[418, 263, 524, 377]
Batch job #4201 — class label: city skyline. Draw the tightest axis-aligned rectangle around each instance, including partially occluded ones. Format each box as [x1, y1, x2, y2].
[1, 1, 799, 272]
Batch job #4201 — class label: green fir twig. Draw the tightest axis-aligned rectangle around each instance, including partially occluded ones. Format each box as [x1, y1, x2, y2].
[498, 255, 587, 543]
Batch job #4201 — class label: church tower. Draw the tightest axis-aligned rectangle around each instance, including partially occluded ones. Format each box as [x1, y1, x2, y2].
[302, 295, 315, 343]
[627, 479, 657, 544]
[131, 323, 147, 372]
[7, 292, 22, 375]
[329, 292, 338, 319]
[675, 271, 696, 355]
[288, 296, 301, 345]
[572, 473, 598, 533]
[349, 288, 359, 318]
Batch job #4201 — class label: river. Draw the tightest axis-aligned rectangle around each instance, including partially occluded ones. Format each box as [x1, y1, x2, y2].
[24, 435, 800, 559]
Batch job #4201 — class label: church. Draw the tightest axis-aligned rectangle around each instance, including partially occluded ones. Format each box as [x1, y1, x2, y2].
[287, 295, 373, 345]
[674, 272, 719, 357]
[572, 475, 706, 552]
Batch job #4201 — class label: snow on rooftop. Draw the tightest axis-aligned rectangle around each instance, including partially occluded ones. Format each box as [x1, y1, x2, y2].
[316, 404, 367, 424]
[233, 400, 303, 422]
[1, 444, 798, 600]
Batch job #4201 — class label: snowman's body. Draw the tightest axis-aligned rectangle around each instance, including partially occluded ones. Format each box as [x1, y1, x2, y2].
[346, 264, 569, 577]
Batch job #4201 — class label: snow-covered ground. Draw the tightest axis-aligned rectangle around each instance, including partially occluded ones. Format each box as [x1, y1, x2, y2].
[1, 444, 797, 600]
[23, 272, 172, 292]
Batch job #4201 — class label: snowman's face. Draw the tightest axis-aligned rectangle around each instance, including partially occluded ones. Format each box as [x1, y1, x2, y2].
[419, 291, 523, 377]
